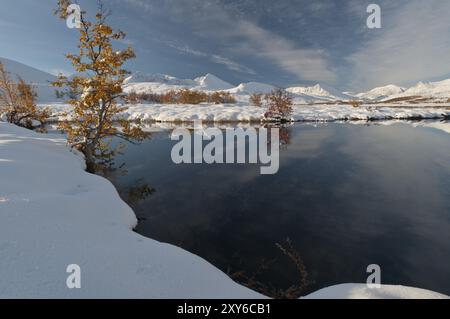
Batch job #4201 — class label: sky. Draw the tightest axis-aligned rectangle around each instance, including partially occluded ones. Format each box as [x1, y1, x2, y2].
[1, 0, 450, 91]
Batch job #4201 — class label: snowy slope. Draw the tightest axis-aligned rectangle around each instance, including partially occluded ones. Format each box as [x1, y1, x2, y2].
[194, 73, 234, 91]
[124, 72, 196, 86]
[0, 57, 58, 103]
[124, 72, 233, 94]
[356, 85, 406, 101]
[389, 79, 450, 99]
[0, 122, 262, 299]
[227, 82, 277, 95]
[286, 84, 352, 102]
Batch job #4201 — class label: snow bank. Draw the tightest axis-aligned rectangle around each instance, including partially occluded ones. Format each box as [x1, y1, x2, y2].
[0, 122, 261, 298]
[304, 284, 449, 299]
[120, 104, 450, 123]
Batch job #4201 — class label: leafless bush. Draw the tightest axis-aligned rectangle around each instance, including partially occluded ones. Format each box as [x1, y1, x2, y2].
[229, 238, 311, 299]
[124, 91, 139, 104]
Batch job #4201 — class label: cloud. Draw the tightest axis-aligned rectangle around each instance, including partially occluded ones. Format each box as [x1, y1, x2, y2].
[347, 0, 450, 89]
[210, 55, 256, 75]
[122, 0, 336, 83]
[232, 21, 336, 82]
[165, 42, 256, 74]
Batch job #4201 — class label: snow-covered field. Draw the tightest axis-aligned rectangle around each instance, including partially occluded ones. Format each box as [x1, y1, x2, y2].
[1, 122, 449, 299]
[46, 103, 450, 123]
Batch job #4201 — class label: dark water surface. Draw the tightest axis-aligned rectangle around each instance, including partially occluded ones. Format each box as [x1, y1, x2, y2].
[109, 122, 450, 296]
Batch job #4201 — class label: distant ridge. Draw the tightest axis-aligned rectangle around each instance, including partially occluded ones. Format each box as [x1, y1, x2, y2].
[0, 57, 57, 103]
[3, 58, 450, 104]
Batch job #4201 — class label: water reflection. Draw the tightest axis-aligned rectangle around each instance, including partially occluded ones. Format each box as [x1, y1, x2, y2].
[107, 121, 450, 297]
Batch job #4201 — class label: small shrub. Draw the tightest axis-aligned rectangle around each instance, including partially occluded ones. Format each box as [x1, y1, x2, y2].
[131, 89, 237, 105]
[160, 90, 179, 104]
[209, 91, 236, 104]
[264, 89, 293, 122]
[250, 93, 263, 107]
[0, 62, 49, 130]
[178, 89, 209, 104]
[140, 92, 162, 103]
[348, 100, 361, 108]
[125, 91, 139, 104]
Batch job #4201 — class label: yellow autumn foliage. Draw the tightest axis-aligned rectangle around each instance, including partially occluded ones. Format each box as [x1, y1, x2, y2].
[0, 62, 49, 131]
[53, 0, 148, 171]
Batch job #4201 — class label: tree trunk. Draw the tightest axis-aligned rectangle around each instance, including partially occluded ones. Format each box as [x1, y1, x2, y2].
[84, 143, 96, 173]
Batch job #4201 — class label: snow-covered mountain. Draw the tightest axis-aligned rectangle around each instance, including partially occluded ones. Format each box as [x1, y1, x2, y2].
[124, 72, 350, 102]
[124, 72, 195, 86]
[3, 58, 450, 104]
[286, 84, 352, 102]
[124, 72, 233, 93]
[0, 57, 58, 103]
[356, 85, 405, 101]
[227, 82, 277, 95]
[388, 79, 450, 100]
[194, 74, 234, 91]
[356, 79, 450, 102]
[124, 71, 450, 104]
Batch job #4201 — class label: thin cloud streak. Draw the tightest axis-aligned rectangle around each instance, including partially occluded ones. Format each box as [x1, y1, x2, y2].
[347, 0, 450, 90]
[122, 0, 337, 83]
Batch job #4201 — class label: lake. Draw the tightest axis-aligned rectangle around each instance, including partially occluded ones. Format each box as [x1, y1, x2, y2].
[107, 121, 450, 297]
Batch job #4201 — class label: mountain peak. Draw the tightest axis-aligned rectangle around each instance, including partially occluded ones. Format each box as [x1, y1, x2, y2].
[194, 73, 233, 91]
[228, 82, 276, 94]
[286, 83, 350, 101]
[356, 84, 405, 101]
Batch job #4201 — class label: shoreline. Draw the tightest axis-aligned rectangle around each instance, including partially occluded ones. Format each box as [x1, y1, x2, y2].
[44, 103, 450, 124]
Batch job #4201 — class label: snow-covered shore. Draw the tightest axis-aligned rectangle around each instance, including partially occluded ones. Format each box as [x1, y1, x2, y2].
[46, 103, 450, 123]
[125, 104, 450, 123]
[304, 284, 448, 299]
[0, 122, 448, 299]
[0, 122, 261, 298]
